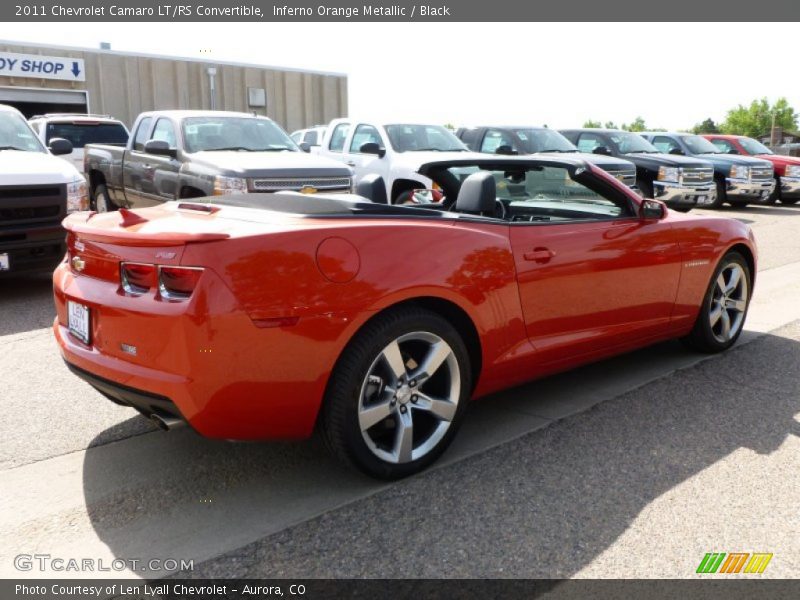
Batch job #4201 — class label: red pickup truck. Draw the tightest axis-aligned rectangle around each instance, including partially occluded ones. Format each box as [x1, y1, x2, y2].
[704, 134, 800, 205]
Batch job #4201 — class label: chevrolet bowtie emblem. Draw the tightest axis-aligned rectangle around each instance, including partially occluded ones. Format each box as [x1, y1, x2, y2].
[71, 256, 86, 272]
[300, 186, 318, 194]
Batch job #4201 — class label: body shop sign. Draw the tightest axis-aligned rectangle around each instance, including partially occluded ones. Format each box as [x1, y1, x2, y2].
[0, 51, 85, 81]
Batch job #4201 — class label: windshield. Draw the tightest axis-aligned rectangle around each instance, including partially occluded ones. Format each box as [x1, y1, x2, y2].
[739, 137, 773, 155]
[182, 117, 299, 153]
[0, 112, 45, 152]
[513, 128, 577, 153]
[385, 124, 467, 152]
[610, 132, 659, 154]
[46, 122, 128, 149]
[681, 135, 721, 154]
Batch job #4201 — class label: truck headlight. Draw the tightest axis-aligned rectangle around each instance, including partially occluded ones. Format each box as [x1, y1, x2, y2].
[729, 165, 750, 180]
[213, 176, 248, 195]
[657, 166, 680, 183]
[66, 177, 89, 213]
[785, 164, 800, 178]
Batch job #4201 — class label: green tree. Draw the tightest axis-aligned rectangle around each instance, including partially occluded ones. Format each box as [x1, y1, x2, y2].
[583, 119, 602, 128]
[720, 97, 798, 138]
[603, 120, 618, 129]
[622, 116, 647, 132]
[692, 118, 719, 134]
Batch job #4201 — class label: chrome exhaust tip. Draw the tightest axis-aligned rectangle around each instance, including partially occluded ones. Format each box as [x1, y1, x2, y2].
[150, 413, 184, 431]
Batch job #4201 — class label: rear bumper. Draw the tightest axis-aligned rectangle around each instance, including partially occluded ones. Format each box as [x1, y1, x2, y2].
[52, 262, 354, 440]
[726, 178, 775, 202]
[64, 359, 186, 424]
[653, 181, 716, 208]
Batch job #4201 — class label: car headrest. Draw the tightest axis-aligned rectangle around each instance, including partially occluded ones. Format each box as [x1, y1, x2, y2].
[356, 173, 388, 204]
[455, 171, 496, 214]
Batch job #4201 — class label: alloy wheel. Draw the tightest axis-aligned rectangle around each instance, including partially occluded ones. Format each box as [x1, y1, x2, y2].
[709, 263, 748, 343]
[358, 331, 460, 464]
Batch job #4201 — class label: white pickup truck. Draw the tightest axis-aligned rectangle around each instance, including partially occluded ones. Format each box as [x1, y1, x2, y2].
[0, 104, 87, 275]
[318, 118, 484, 203]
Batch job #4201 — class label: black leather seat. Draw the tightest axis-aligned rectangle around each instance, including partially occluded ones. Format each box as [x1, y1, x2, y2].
[454, 171, 498, 216]
[355, 174, 388, 204]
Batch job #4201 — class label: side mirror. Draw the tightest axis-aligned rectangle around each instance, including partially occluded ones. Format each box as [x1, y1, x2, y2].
[495, 145, 518, 156]
[298, 142, 311, 153]
[640, 199, 667, 220]
[593, 145, 612, 156]
[728, 148, 739, 155]
[359, 142, 386, 157]
[144, 139, 177, 158]
[48, 137, 73, 156]
[668, 147, 684, 155]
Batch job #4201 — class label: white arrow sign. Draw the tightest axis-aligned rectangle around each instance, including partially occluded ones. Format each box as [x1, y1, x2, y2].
[0, 51, 85, 82]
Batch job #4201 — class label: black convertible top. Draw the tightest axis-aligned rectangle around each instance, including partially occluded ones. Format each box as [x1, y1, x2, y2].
[188, 192, 448, 218]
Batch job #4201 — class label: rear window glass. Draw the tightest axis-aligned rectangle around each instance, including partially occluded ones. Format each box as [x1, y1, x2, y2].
[45, 122, 128, 149]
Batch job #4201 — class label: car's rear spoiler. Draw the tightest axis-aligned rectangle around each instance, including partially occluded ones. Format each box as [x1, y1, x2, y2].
[63, 211, 230, 247]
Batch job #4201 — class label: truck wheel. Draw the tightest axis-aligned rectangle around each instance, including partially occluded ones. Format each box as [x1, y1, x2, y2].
[681, 251, 751, 353]
[764, 178, 780, 205]
[92, 184, 116, 213]
[637, 179, 654, 199]
[320, 307, 471, 480]
[707, 179, 725, 209]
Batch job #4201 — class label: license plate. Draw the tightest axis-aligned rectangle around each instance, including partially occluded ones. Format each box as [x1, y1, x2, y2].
[67, 301, 90, 344]
[0, 253, 8, 271]
[697, 195, 708, 205]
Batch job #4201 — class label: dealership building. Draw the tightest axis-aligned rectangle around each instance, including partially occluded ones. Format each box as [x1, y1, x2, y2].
[0, 40, 348, 131]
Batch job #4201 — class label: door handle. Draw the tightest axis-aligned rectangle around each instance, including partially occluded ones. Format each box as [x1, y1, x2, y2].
[523, 247, 555, 263]
[345, 161, 356, 167]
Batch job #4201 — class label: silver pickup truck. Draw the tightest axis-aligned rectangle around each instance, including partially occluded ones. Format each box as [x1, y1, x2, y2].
[84, 110, 352, 211]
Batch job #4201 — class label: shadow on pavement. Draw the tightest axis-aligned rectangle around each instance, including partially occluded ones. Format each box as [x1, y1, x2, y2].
[0, 272, 55, 336]
[720, 204, 800, 217]
[81, 329, 800, 577]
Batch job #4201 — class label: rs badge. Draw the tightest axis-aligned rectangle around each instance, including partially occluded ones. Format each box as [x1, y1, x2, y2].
[71, 256, 85, 272]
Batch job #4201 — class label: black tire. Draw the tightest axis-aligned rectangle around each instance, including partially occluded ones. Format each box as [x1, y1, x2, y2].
[764, 177, 780, 205]
[682, 251, 751, 353]
[92, 184, 117, 213]
[320, 306, 472, 479]
[672, 206, 693, 213]
[781, 197, 799, 205]
[637, 178, 654, 199]
[707, 179, 726, 209]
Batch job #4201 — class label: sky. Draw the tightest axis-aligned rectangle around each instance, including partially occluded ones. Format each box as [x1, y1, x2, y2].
[3, 22, 798, 130]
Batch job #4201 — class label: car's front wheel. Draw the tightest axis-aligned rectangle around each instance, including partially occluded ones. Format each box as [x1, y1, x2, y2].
[682, 251, 751, 353]
[321, 307, 471, 479]
[92, 184, 116, 213]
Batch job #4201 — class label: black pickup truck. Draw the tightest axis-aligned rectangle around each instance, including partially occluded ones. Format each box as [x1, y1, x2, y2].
[560, 129, 716, 212]
[639, 132, 775, 208]
[456, 125, 638, 188]
[84, 110, 352, 211]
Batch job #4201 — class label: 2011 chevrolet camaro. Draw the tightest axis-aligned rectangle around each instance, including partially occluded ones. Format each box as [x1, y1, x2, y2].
[53, 156, 756, 478]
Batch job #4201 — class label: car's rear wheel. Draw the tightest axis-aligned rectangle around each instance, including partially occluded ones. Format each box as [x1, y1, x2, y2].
[321, 307, 471, 479]
[764, 178, 780, 205]
[92, 184, 116, 213]
[682, 251, 751, 353]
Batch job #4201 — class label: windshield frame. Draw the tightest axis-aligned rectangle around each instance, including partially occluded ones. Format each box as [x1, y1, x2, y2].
[0, 112, 47, 153]
[181, 116, 300, 153]
[610, 131, 660, 154]
[384, 123, 467, 153]
[512, 128, 577, 154]
[739, 137, 774, 155]
[680, 135, 722, 155]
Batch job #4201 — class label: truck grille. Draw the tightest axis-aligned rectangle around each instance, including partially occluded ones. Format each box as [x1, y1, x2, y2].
[604, 167, 636, 188]
[250, 177, 351, 192]
[0, 185, 66, 226]
[681, 167, 714, 186]
[750, 166, 774, 181]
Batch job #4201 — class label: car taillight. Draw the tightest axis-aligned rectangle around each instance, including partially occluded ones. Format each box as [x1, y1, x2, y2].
[120, 262, 156, 294]
[158, 266, 203, 300]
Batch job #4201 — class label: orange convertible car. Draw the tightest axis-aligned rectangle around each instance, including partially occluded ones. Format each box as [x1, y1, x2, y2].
[54, 157, 756, 478]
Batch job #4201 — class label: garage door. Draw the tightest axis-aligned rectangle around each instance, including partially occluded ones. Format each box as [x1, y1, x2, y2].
[0, 86, 88, 118]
